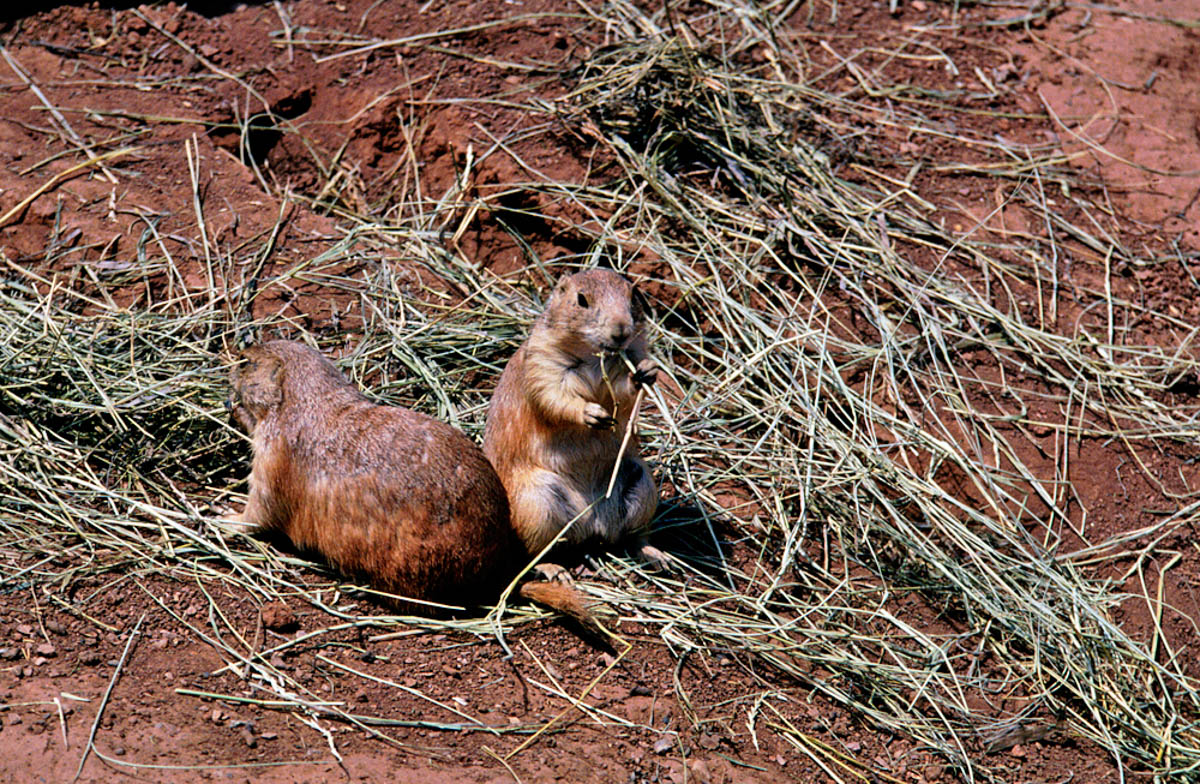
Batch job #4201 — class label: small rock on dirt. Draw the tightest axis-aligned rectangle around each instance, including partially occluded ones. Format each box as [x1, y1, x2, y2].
[691, 758, 715, 782]
[34, 643, 55, 658]
[260, 602, 297, 632]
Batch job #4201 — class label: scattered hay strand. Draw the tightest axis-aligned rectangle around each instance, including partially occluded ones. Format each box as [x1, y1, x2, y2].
[72, 613, 145, 783]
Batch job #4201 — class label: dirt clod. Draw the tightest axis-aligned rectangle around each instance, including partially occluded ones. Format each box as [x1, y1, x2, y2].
[260, 602, 297, 632]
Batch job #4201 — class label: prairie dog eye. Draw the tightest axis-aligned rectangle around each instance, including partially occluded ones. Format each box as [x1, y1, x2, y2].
[577, 292, 589, 308]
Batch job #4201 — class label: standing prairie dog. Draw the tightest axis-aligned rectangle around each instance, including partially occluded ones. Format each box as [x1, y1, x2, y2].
[483, 269, 666, 564]
[227, 339, 589, 619]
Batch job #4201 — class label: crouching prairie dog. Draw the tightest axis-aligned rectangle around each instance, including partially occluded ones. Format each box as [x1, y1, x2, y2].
[483, 269, 667, 565]
[227, 339, 588, 620]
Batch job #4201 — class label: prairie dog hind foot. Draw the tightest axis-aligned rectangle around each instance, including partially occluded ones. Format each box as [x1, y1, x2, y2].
[532, 562, 575, 585]
[634, 541, 677, 570]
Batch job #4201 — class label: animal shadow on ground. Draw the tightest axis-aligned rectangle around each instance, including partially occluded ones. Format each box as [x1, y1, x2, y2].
[645, 495, 732, 578]
[549, 494, 732, 583]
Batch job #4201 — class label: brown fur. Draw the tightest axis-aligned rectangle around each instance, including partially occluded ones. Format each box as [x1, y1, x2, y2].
[516, 581, 598, 630]
[483, 269, 663, 561]
[228, 339, 593, 621]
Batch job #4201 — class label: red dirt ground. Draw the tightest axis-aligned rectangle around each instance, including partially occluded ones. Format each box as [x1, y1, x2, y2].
[1, 1, 1198, 782]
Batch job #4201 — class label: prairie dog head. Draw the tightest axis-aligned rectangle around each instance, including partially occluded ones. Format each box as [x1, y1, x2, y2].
[542, 269, 647, 355]
[228, 345, 283, 433]
[227, 340, 354, 432]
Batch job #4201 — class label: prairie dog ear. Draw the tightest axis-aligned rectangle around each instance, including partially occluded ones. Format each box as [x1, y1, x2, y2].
[630, 285, 648, 317]
[235, 347, 284, 413]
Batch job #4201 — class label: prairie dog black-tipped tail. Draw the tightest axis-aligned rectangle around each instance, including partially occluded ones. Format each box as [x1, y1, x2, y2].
[518, 580, 603, 637]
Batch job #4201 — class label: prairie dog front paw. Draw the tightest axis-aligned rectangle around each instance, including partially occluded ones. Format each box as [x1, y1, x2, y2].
[216, 511, 259, 534]
[583, 402, 615, 430]
[632, 358, 658, 388]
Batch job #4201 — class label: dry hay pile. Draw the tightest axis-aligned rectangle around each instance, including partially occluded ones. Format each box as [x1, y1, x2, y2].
[2, 1, 1197, 779]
